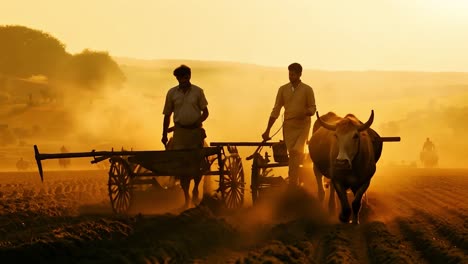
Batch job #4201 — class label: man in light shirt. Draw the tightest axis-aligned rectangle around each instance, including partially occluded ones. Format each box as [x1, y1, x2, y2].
[162, 64, 209, 149]
[161, 64, 209, 208]
[262, 62, 316, 186]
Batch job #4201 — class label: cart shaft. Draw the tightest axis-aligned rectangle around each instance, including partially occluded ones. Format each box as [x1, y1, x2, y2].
[380, 137, 401, 142]
[210, 142, 280, 147]
[34, 145, 222, 182]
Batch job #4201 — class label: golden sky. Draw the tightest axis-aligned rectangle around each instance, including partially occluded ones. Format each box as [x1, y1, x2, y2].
[1, 0, 468, 71]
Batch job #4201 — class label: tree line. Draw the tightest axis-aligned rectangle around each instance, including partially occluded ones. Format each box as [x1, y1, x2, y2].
[0, 25, 125, 90]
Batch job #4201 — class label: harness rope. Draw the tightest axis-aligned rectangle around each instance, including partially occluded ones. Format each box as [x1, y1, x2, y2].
[250, 114, 285, 158]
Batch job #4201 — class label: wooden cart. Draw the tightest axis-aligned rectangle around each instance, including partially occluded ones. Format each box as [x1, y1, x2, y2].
[33, 145, 245, 214]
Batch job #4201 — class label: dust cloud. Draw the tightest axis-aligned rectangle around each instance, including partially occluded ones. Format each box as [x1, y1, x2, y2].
[61, 84, 163, 150]
[2, 60, 468, 172]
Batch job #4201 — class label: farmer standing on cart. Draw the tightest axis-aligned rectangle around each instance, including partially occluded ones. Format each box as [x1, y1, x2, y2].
[262, 63, 316, 186]
[161, 64, 209, 207]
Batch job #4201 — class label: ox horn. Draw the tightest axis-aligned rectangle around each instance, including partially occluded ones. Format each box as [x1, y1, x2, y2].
[316, 112, 337, 131]
[358, 110, 374, 131]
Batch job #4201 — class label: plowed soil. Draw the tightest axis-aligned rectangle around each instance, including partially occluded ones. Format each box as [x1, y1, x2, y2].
[0, 168, 467, 264]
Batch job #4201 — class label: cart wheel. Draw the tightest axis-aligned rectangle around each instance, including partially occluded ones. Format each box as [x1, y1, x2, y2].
[108, 156, 133, 214]
[220, 154, 245, 209]
[251, 166, 260, 205]
[133, 164, 177, 190]
[251, 156, 274, 205]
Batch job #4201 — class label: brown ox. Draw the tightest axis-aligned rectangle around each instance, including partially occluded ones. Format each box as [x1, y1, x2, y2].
[308, 110, 382, 224]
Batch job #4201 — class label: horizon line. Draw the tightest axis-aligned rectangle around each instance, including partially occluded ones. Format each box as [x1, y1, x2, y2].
[113, 56, 468, 74]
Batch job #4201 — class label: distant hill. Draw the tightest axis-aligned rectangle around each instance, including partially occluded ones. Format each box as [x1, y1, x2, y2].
[114, 57, 468, 101]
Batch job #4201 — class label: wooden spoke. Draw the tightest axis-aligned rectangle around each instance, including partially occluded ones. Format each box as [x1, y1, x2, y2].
[108, 157, 133, 214]
[220, 154, 245, 209]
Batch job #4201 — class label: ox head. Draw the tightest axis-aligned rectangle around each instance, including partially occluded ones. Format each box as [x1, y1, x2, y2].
[316, 110, 374, 170]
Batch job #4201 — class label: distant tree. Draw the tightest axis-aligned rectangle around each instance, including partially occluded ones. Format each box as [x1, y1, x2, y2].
[0, 25, 70, 78]
[61, 49, 126, 90]
[0, 25, 126, 93]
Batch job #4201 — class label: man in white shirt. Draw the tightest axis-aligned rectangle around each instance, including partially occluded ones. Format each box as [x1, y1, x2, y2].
[262, 63, 316, 186]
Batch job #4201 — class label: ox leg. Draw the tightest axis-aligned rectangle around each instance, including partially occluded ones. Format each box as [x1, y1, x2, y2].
[313, 165, 325, 203]
[328, 181, 336, 216]
[180, 176, 191, 209]
[332, 181, 351, 223]
[351, 180, 370, 225]
[362, 192, 369, 208]
[192, 175, 202, 205]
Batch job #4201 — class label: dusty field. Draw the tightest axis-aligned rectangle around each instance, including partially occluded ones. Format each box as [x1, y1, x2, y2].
[0, 168, 467, 264]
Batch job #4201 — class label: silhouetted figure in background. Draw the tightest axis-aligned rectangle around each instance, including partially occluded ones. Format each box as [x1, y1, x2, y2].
[16, 157, 30, 171]
[420, 138, 438, 168]
[58, 145, 71, 168]
[423, 138, 435, 152]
